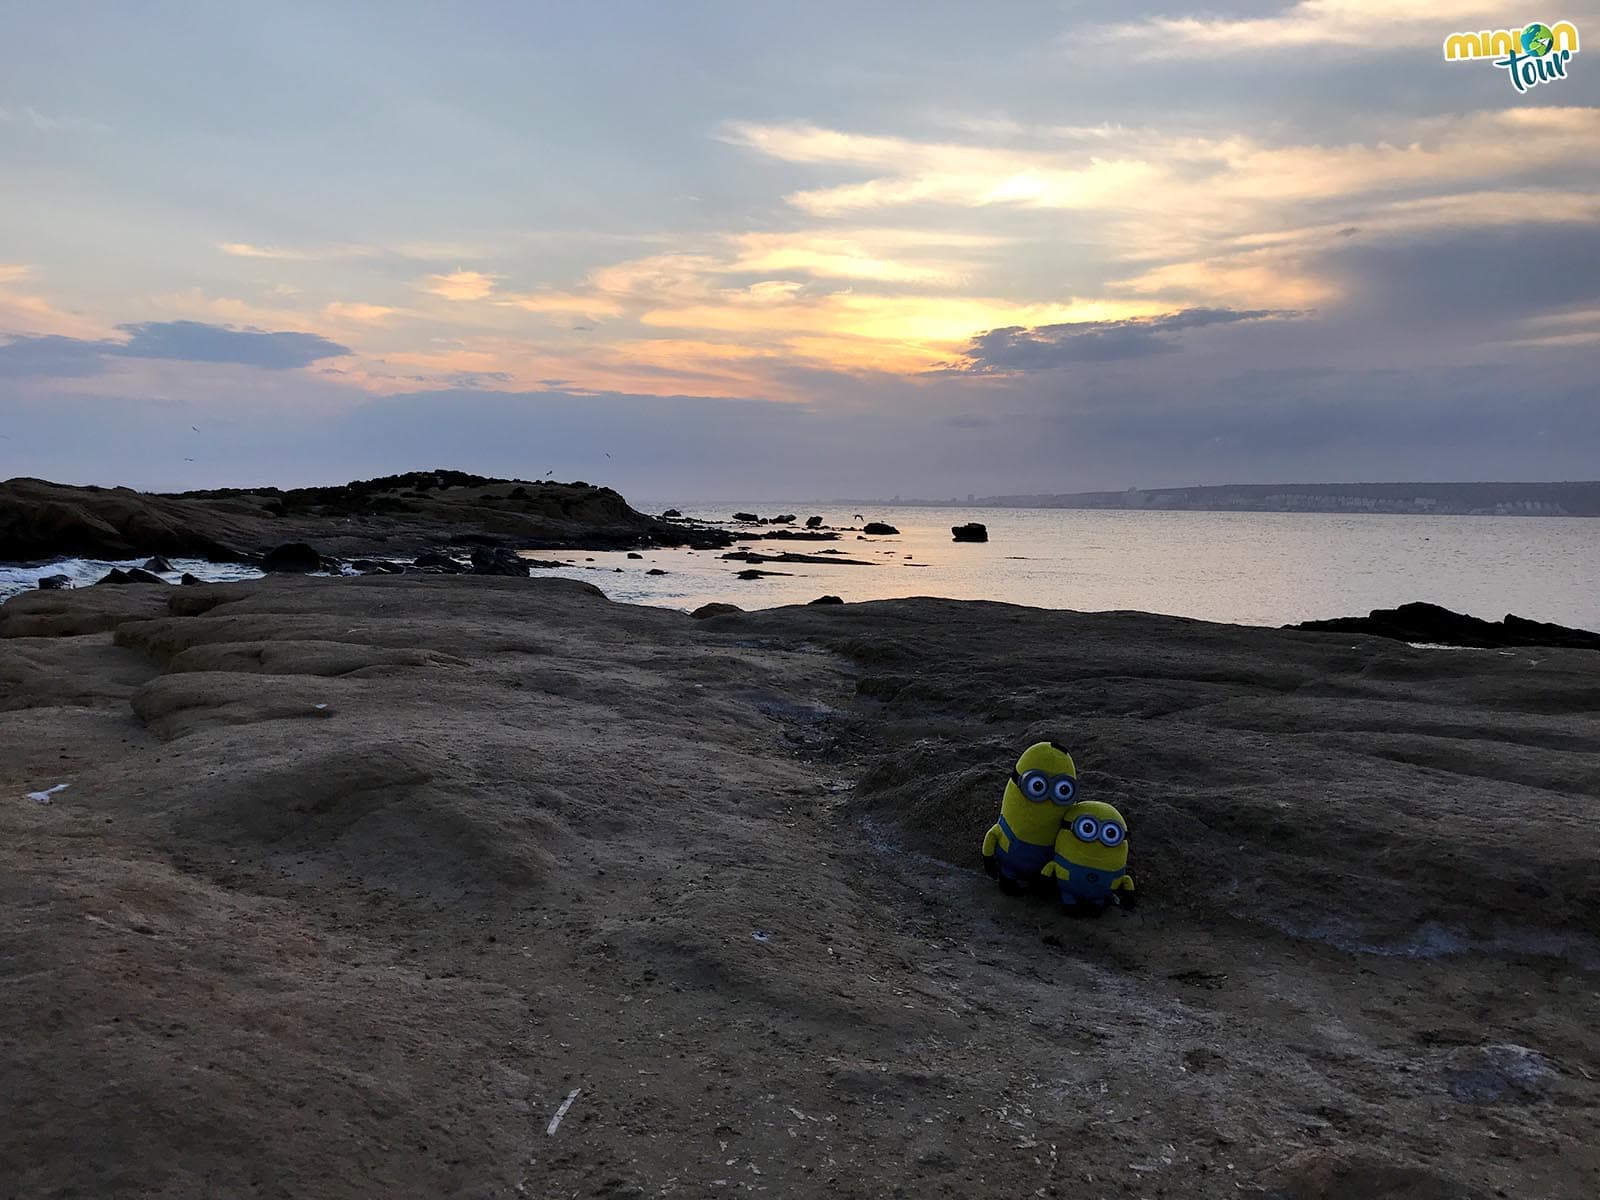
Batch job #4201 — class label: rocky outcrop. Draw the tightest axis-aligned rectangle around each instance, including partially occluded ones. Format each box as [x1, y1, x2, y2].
[262, 543, 324, 574]
[690, 602, 742, 618]
[951, 523, 988, 543]
[862, 522, 899, 536]
[1, 470, 734, 566]
[468, 548, 530, 578]
[1289, 602, 1600, 651]
[95, 567, 168, 586]
[805, 516, 823, 529]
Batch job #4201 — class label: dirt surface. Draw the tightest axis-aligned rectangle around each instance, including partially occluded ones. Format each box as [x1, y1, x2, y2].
[2, 578, 1596, 1198]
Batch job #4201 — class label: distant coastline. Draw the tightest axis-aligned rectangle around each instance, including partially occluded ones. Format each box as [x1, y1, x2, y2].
[876, 481, 1600, 518]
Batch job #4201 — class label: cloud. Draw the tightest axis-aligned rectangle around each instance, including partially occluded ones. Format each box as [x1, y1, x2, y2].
[323, 301, 398, 323]
[957, 308, 1291, 372]
[0, 320, 351, 378]
[1103, 0, 1506, 59]
[417, 270, 501, 301]
[0, 104, 105, 133]
[218, 242, 379, 261]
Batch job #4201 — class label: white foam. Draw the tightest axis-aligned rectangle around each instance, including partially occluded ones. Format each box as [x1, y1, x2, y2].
[0, 558, 264, 603]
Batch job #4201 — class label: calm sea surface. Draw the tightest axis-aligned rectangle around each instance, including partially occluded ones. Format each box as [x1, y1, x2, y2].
[546, 504, 1600, 630]
[4, 506, 1595, 630]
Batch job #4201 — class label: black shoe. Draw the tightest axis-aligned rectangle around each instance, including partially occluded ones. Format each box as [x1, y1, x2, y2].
[982, 854, 999, 879]
[997, 874, 1028, 896]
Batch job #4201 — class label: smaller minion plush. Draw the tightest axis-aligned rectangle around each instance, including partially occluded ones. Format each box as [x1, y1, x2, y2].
[982, 741, 1078, 893]
[1042, 801, 1135, 914]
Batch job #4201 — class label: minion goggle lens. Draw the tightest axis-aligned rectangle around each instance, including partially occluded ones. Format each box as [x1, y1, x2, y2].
[1010, 769, 1077, 806]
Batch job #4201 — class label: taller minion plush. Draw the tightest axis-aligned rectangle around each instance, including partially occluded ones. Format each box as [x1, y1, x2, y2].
[981, 741, 1078, 893]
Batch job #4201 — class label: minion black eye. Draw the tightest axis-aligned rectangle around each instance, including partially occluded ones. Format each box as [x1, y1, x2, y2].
[1020, 770, 1049, 800]
[1074, 816, 1099, 842]
[1099, 823, 1124, 847]
[1050, 777, 1076, 805]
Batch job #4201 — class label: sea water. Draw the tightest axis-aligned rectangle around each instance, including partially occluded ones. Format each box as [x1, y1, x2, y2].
[530, 505, 1600, 630]
[4, 507, 1595, 631]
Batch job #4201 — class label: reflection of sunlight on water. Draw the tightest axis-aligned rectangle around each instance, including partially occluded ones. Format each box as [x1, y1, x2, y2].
[524, 505, 1600, 629]
[7, 507, 1597, 631]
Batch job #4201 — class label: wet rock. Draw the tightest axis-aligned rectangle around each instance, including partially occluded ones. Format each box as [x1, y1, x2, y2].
[810, 595, 845, 605]
[721, 550, 873, 566]
[769, 514, 796, 524]
[736, 569, 791, 580]
[951, 522, 988, 543]
[180, 573, 203, 586]
[626, 552, 643, 559]
[142, 555, 175, 573]
[862, 522, 899, 535]
[691, 603, 743, 618]
[469, 547, 530, 577]
[646, 568, 668, 576]
[262, 542, 323, 574]
[96, 567, 168, 586]
[661, 509, 682, 518]
[732, 512, 760, 523]
[805, 516, 823, 528]
[413, 550, 465, 574]
[1290, 601, 1600, 651]
[37, 574, 72, 590]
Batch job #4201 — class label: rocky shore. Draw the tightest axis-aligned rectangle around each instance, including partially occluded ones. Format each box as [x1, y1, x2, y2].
[0, 469, 735, 569]
[2, 577, 1595, 1198]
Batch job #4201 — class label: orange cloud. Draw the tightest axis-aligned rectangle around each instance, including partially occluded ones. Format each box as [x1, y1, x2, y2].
[417, 270, 501, 301]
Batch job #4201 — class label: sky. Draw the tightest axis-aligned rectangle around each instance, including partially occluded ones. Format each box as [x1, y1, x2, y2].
[1, 1, 1597, 500]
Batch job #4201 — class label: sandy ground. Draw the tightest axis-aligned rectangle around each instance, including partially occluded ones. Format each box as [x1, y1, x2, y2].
[1, 577, 1596, 1199]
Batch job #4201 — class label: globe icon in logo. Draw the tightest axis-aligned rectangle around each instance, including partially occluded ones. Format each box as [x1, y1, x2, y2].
[1522, 22, 1555, 56]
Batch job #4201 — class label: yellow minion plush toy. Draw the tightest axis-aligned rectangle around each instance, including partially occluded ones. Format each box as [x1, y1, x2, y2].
[1042, 801, 1135, 913]
[982, 741, 1078, 894]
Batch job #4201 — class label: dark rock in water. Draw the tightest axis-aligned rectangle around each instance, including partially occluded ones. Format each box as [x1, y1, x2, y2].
[691, 602, 742, 618]
[469, 547, 530, 577]
[414, 550, 465, 574]
[758, 529, 838, 541]
[626, 552, 643, 559]
[722, 550, 874, 566]
[1290, 601, 1600, 651]
[142, 555, 175, 573]
[96, 567, 168, 586]
[862, 522, 899, 536]
[661, 509, 682, 518]
[180, 573, 203, 586]
[262, 542, 323, 574]
[769, 514, 795, 524]
[37, 574, 72, 590]
[951, 522, 988, 543]
[805, 515, 823, 528]
[646, 568, 668, 576]
[523, 558, 565, 569]
[736, 568, 791, 580]
[809, 595, 845, 605]
[732, 512, 760, 523]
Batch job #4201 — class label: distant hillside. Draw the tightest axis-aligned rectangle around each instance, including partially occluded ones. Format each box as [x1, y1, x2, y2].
[968, 481, 1600, 517]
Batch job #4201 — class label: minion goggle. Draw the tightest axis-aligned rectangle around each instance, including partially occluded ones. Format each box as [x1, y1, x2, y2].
[1069, 813, 1126, 848]
[1009, 769, 1078, 806]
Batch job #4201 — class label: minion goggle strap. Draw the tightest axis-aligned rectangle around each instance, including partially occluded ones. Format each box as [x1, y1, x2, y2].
[1010, 769, 1077, 805]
